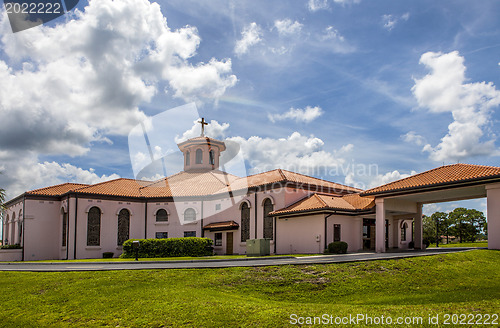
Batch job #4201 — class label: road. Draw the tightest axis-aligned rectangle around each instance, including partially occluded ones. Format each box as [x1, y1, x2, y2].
[0, 247, 480, 272]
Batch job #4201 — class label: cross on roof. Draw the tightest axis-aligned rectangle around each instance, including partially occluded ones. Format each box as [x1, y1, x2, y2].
[198, 117, 208, 136]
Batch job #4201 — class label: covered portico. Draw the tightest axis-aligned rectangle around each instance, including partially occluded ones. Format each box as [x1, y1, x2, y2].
[361, 164, 500, 253]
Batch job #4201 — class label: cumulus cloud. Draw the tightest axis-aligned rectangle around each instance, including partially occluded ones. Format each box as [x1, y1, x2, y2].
[382, 12, 410, 31]
[234, 22, 262, 56]
[268, 106, 323, 123]
[0, 0, 237, 198]
[175, 119, 230, 143]
[274, 19, 303, 36]
[1, 153, 120, 199]
[412, 51, 500, 162]
[229, 132, 348, 175]
[402, 131, 426, 146]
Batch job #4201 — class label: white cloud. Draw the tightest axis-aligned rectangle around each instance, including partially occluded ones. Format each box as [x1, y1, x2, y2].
[175, 119, 230, 143]
[382, 13, 409, 31]
[1, 153, 120, 199]
[320, 26, 355, 53]
[402, 131, 426, 146]
[0, 0, 237, 198]
[0, 0, 236, 156]
[274, 19, 303, 36]
[234, 22, 262, 56]
[268, 106, 323, 123]
[412, 51, 500, 162]
[308, 0, 329, 12]
[308, 0, 360, 11]
[229, 132, 348, 175]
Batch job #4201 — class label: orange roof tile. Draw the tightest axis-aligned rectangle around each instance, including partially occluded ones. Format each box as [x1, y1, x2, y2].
[141, 170, 239, 198]
[74, 178, 151, 198]
[270, 193, 374, 216]
[361, 164, 500, 196]
[219, 169, 361, 194]
[203, 220, 239, 231]
[26, 182, 89, 196]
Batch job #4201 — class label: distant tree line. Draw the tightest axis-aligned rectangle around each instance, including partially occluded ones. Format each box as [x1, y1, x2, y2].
[423, 208, 487, 246]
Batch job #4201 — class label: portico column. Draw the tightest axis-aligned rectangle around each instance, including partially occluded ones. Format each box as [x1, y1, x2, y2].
[486, 183, 500, 250]
[375, 198, 386, 253]
[414, 203, 423, 249]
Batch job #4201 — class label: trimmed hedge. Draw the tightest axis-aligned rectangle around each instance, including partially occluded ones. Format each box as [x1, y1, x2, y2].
[0, 244, 22, 249]
[327, 241, 348, 254]
[120, 237, 213, 258]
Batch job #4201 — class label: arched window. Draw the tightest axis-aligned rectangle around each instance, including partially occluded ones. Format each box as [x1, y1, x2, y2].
[87, 207, 101, 246]
[117, 209, 130, 246]
[241, 202, 250, 242]
[209, 150, 215, 165]
[184, 208, 196, 222]
[4, 214, 8, 244]
[185, 151, 190, 166]
[10, 212, 15, 245]
[263, 199, 274, 239]
[401, 222, 408, 241]
[195, 149, 203, 164]
[62, 211, 68, 247]
[156, 209, 168, 222]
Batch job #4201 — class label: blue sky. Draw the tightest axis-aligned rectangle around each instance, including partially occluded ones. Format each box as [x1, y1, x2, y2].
[1, 0, 499, 214]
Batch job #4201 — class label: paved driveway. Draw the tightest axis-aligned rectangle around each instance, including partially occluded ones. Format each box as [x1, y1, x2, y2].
[0, 248, 480, 272]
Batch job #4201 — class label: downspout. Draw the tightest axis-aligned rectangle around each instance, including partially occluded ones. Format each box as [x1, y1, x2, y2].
[324, 213, 335, 251]
[254, 192, 257, 239]
[73, 194, 78, 259]
[66, 196, 70, 260]
[144, 200, 148, 239]
[201, 200, 204, 237]
[273, 216, 277, 254]
[22, 195, 25, 261]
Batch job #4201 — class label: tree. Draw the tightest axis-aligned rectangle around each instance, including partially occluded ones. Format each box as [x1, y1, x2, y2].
[423, 212, 449, 246]
[448, 207, 486, 243]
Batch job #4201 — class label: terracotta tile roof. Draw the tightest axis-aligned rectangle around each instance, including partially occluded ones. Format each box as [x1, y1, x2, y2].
[141, 170, 240, 198]
[219, 169, 361, 194]
[361, 164, 500, 196]
[74, 178, 151, 197]
[26, 182, 89, 196]
[270, 193, 374, 216]
[203, 220, 239, 231]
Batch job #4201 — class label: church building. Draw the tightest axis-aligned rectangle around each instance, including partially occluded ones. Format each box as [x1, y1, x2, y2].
[2, 121, 500, 261]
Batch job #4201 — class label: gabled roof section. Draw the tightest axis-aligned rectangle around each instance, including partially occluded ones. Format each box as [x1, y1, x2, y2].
[74, 178, 151, 198]
[26, 182, 89, 196]
[141, 170, 240, 198]
[203, 220, 239, 231]
[220, 168, 362, 194]
[270, 192, 374, 216]
[361, 164, 500, 196]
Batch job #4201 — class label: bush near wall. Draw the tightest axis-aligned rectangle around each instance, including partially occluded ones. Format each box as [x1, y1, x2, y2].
[327, 241, 348, 254]
[0, 244, 22, 249]
[120, 238, 213, 258]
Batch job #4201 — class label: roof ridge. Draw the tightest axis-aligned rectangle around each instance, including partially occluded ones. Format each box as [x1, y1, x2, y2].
[27, 182, 89, 194]
[74, 178, 133, 191]
[279, 169, 363, 191]
[314, 193, 329, 207]
[277, 168, 287, 181]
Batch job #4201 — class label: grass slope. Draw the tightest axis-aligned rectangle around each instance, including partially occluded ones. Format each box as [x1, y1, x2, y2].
[0, 250, 498, 327]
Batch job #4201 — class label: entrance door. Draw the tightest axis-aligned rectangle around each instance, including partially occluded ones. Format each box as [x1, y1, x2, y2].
[363, 219, 376, 250]
[226, 232, 233, 255]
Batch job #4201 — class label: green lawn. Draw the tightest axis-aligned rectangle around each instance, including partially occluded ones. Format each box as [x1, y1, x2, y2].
[0, 250, 498, 327]
[437, 241, 488, 248]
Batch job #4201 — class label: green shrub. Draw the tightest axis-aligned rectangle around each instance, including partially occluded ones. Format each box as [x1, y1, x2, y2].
[423, 239, 430, 248]
[327, 241, 348, 254]
[409, 241, 415, 249]
[0, 244, 22, 249]
[120, 237, 213, 258]
[102, 252, 114, 259]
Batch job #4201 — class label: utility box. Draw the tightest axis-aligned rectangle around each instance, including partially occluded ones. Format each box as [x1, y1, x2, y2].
[246, 239, 270, 256]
